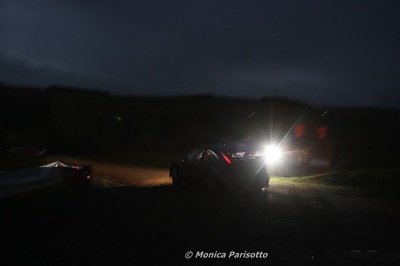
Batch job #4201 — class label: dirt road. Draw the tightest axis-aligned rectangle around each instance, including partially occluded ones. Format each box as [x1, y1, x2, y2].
[1, 164, 400, 265]
[45, 156, 171, 186]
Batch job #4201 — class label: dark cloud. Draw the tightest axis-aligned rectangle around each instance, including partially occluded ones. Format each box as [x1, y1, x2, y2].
[0, 0, 399, 107]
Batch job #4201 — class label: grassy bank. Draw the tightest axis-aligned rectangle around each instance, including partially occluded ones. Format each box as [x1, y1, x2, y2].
[271, 169, 400, 199]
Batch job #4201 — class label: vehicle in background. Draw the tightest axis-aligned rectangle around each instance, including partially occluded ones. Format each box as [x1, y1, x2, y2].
[0, 161, 91, 199]
[40, 161, 92, 187]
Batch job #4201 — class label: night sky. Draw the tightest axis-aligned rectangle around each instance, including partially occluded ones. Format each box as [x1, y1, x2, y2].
[1, 0, 400, 107]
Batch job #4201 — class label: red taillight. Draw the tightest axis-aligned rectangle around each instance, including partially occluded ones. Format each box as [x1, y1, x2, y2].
[221, 152, 232, 165]
[294, 123, 305, 138]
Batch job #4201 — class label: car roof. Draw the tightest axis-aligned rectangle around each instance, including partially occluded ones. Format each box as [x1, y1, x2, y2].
[200, 140, 261, 152]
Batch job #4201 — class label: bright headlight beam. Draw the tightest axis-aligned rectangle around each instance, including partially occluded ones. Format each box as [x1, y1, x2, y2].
[264, 144, 282, 165]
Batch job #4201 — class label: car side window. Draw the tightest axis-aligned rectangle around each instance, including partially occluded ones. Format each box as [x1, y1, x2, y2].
[204, 149, 219, 161]
[186, 149, 200, 161]
[186, 149, 218, 162]
[196, 150, 206, 161]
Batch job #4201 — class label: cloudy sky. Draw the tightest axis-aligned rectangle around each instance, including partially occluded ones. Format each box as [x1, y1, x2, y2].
[1, 0, 399, 107]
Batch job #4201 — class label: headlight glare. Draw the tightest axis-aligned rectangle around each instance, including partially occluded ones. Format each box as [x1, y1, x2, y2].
[263, 144, 282, 164]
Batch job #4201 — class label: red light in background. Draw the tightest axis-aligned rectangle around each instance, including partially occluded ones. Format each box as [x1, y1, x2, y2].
[317, 126, 328, 139]
[221, 152, 232, 164]
[294, 124, 305, 138]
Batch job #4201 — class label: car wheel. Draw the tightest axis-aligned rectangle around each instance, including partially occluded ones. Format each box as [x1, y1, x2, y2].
[171, 167, 182, 187]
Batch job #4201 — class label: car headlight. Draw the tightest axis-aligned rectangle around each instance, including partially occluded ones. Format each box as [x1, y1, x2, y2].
[263, 144, 282, 164]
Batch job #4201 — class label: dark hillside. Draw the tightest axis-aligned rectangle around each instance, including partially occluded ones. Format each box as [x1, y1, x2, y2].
[1, 85, 398, 169]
